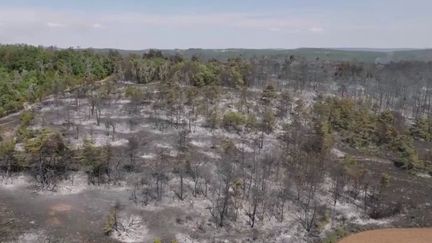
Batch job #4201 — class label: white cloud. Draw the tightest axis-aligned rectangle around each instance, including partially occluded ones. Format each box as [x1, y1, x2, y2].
[268, 27, 281, 32]
[0, 7, 319, 31]
[309, 27, 324, 33]
[0, 6, 429, 49]
[0, 8, 333, 49]
[92, 23, 103, 29]
[46, 22, 65, 28]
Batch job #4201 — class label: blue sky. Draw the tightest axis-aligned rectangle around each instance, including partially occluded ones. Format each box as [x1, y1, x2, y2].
[0, 0, 430, 49]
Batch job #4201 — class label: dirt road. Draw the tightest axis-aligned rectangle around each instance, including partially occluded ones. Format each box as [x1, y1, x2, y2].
[339, 228, 432, 243]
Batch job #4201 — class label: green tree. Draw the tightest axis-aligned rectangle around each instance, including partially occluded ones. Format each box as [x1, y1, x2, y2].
[261, 84, 277, 106]
[25, 129, 69, 189]
[222, 111, 246, 131]
[410, 117, 432, 141]
[0, 139, 17, 177]
[80, 139, 110, 185]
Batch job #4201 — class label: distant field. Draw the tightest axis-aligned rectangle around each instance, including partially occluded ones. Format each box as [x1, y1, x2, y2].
[339, 228, 432, 243]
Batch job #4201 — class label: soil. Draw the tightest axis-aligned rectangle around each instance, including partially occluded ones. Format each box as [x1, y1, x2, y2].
[339, 228, 432, 243]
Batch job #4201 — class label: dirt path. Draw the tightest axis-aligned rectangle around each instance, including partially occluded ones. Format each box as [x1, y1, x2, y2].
[0, 111, 23, 139]
[339, 228, 432, 243]
[0, 76, 114, 140]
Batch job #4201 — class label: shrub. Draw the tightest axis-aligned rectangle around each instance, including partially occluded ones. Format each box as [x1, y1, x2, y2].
[20, 111, 34, 126]
[103, 206, 118, 236]
[323, 227, 349, 243]
[261, 84, 277, 105]
[391, 135, 421, 169]
[16, 111, 34, 141]
[261, 109, 276, 133]
[222, 111, 246, 131]
[0, 139, 18, 173]
[79, 139, 110, 184]
[245, 115, 258, 131]
[410, 116, 432, 141]
[206, 109, 221, 129]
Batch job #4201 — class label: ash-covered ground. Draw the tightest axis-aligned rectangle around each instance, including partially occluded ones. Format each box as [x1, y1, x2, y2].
[1, 82, 431, 243]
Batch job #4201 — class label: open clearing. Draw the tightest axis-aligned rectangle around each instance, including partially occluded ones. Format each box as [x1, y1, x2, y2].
[339, 228, 432, 243]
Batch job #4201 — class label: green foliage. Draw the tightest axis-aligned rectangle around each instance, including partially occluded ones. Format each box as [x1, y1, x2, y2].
[191, 62, 218, 87]
[127, 57, 169, 83]
[410, 116, 432, 141]
[261, 109, 276, 133]
[16, 111, 34, 141]
[322, 226, 349, 243]
[79, 139, 102, 169]
[125, 86, 144, 103]
[380, 173, 391, 189]
[2, 45, 428, 124]
[0, 139, 17, 171]
[221, 139, 238, 155]
[347, 107, 376, 148]
[314, 97, 375, 148]
[0, 45, 114, 117]
[311, 99, 334, 154]
[316, 209, 331, 231]
[103, 207, 118, 236]
[391, 135, 421, 169]
[245, 114, 258, 131]
[24, 129, 66, 155]
[261, 84, 277, 105]
[222, 111, 246, 131]
[122, 54, 249, 88]
[326, 98, 356, 131]
[0, 139, 15, 157]
[20, 111, 33, 127]
[79, 139, 111, 184]
[342, 156, 366, 180]
[375, 111, 398, 146]
[315, 97, 421, 169]
[16, 126, 33, 142]
[202, 85, 221, 104]
[314, 119, 334, 155]
[23, 129, 68, 180]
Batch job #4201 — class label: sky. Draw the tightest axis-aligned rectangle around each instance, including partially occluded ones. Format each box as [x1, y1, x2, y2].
[0, 0, 430, 49]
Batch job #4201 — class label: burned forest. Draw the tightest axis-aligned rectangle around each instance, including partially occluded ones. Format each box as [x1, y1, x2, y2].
[1, 46, 432, 242]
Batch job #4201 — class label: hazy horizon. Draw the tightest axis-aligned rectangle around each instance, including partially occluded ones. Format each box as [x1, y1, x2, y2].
[1, 45, 426, 52]
[0, 0, 431, 49]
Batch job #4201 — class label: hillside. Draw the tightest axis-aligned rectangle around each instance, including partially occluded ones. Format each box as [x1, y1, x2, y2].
[1, 46, 432, 242]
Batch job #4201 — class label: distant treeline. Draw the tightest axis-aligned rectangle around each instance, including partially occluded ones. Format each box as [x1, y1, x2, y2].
[94, 48, 432, 63]
[1, 45, 432, 118]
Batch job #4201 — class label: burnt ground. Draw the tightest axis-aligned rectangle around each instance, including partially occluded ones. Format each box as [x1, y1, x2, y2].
[1, 84, 432, 242]
[329, 146, 432, 241]
[357, 157, 432, 227]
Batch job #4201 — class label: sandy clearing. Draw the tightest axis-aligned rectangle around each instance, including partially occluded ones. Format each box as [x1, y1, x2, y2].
[50, 203, 73, 213]
[339, 228, 432, 243]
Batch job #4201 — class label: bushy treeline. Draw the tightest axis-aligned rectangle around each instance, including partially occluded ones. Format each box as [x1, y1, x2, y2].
[314, 97, 421, 168]
[2, 45, 432, 119]
[0, 45, 114, 116]
[0, 46, 254, 117]
[115, 50, 251, 88]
